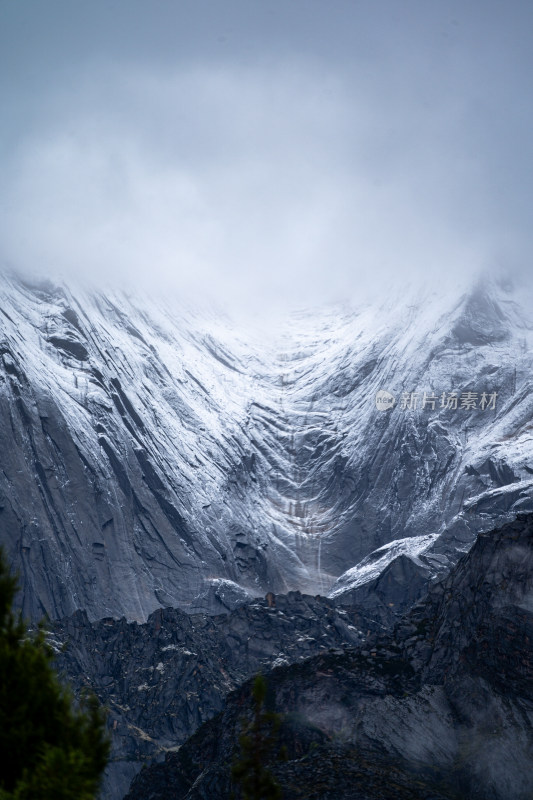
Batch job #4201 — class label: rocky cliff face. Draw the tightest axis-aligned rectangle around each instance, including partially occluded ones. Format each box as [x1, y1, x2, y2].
[52, 591, 375, 800]
[124, 513, 533, 800]
[2, 272, 533, 623]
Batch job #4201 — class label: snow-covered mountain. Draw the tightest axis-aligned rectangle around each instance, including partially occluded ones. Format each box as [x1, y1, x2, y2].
[1, 272, 532, 621]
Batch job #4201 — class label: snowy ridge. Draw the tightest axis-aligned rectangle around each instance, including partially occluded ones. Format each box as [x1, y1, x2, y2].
[328, 533, 440, 597]
[1, 273, 533, 619]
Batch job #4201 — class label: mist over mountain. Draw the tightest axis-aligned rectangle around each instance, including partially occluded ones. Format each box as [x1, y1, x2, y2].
[1, 271, 532, 626]
[1, 268, 533, 799]
[2, 3, 533, 799]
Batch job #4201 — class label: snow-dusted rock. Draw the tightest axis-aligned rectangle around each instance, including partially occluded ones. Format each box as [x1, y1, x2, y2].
[1, 273, 532, 620]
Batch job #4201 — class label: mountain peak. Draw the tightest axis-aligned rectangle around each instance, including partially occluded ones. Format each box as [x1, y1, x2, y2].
[1, 272, 532, 622]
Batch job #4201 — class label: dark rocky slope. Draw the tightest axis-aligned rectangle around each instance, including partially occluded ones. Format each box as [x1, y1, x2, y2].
[53, 592, 380, 800]
[124, 513, 533, 800]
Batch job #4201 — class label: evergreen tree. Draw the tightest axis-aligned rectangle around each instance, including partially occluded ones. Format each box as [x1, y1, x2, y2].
[231, 674, 283, 800]
[0, 548, 109, 800]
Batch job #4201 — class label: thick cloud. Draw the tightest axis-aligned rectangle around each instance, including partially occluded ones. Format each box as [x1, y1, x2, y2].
[1, 1, 532, 316]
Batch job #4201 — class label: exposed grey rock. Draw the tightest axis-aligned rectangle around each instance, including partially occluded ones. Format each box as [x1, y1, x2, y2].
[124, 514, 533, 800]
[2, 273, 533, 624]
[330, 551, 436, 629]
[3, 269, 532, 798]
[52, 591, 373, 800]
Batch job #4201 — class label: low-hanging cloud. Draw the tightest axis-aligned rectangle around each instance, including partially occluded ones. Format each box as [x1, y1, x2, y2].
[1, 2, 532, 317]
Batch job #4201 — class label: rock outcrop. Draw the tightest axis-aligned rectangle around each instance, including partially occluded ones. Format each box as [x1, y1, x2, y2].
[52, 592, 375, 800]
[124, 514, 533, 800]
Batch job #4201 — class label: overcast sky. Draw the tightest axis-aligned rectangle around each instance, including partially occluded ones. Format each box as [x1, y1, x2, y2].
[1, 1, 532, 314]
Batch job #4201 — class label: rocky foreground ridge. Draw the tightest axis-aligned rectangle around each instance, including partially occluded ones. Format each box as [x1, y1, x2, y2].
[53, 591, 381, 799]
[120, 513, 533, 800]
